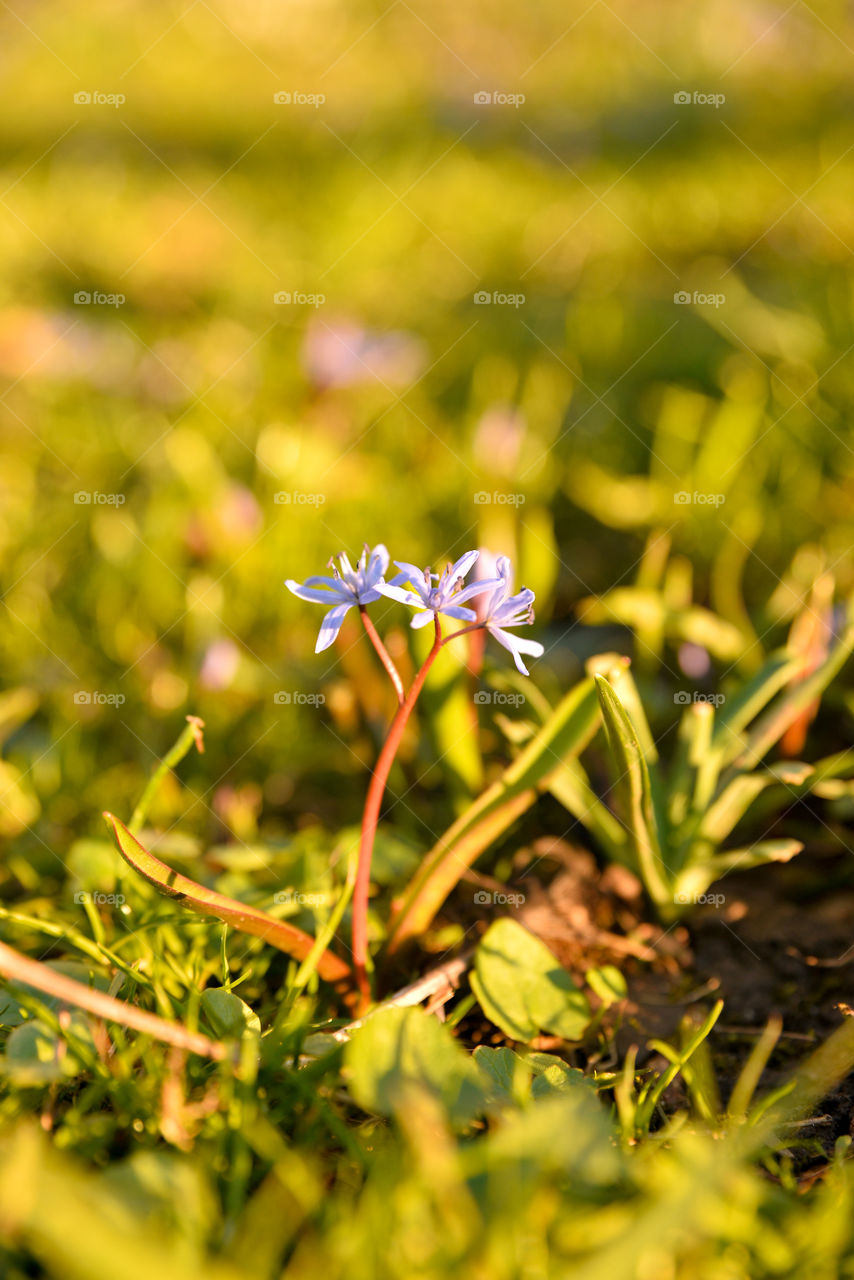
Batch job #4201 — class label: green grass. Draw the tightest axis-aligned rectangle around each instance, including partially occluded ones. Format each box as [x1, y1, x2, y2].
[3, 0, 854, 1274]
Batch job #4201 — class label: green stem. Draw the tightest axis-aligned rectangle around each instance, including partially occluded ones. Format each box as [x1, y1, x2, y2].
[129, 715, 205, 833]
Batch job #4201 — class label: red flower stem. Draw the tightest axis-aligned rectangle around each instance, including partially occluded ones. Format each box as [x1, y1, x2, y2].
[359, 606, 405, 706]
[441, 622, 487, 645]
[353, 615, 443, 1009]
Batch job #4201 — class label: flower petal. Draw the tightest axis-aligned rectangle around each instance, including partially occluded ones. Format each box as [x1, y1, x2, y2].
[448, 549, 479, 581]
[410, 609, 436, 629]
[377, 582, 422, 607]
[392, 561, 431, 592]
[452, 577, 503, 606]
[488, 626, 545, 675]
[285, 577, 348, 604]
[315, 603, 354, 653]
[440, 604, 478, 622]
[365, 544, 390, 587]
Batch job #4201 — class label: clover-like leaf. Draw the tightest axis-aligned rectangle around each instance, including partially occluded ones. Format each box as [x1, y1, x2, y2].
[471, 918, 591, 1043]
[344, 1005, 485, 1129]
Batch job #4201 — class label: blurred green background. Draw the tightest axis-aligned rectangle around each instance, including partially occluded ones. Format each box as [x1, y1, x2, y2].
[1, 0, 853, 863]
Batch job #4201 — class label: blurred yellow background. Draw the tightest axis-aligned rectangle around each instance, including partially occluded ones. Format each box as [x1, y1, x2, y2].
[1, 0, 853, 852]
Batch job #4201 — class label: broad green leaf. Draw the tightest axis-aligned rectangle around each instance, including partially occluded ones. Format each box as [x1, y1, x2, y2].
[3, 1013, 95, 1085]
[474, 1045, 589, 1106]
[344, 1005, 484, 1129]
[477, 1092, 622, 1185]
[104, 813, 352, 991]
[586, 966, 628, 1007]
[471, 919, 590, 1043]
[528, 1055, 590, 1098]
[200, 988, 261, 1039]
[473, 1045, 532, 1106]
[387, 675, 601, 952]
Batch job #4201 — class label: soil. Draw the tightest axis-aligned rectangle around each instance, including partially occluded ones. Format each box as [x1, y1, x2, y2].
[440, 836, 854, 1170]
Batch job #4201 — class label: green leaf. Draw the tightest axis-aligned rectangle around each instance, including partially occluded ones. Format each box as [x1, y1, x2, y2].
[478, 1092, 622, 1185]
[732, 619, 854, 770]
[200, 988, 261, 1039]
[474, 1045, 589, 1106]
[594, 675, 671, 907]
[546, 756, 629, 862]
[104, 813, 352, 992]
[473, 1045, 532, 1106]
[3, 1013, 95, 1085]
[344, 1006, 485, 1129]
[527, 1053, 590, 1098]
[387, 675, 601, 952]
[471, 919, 591, 1043]
[586, 965, 628, 1007]
[695, 773, 771, 845]
[711, 650, 801, 767]
[672, 839, 802, 905]
[420, 640, 484, 809]
[0, 961, 112, 1028]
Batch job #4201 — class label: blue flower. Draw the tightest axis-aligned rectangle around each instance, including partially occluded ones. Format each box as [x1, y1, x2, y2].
[286, 544, 389, 653]
[477, 554, 545, 675]
[379, 550, 497, 629]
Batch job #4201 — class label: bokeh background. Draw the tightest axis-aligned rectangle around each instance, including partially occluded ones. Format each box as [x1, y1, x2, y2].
[1, 0, 854, 870]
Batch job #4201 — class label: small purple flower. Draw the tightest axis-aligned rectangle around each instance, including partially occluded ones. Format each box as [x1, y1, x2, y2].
[286, 544, 389, 653]
[477, 554, 545, 675]
[379, 550, 498, 630]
